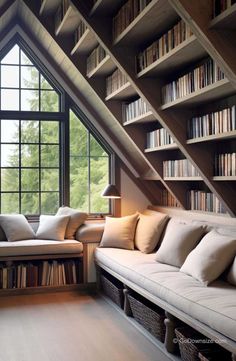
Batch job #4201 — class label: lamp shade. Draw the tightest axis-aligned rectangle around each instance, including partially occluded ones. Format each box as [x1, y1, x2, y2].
[101, 184, 121, 198]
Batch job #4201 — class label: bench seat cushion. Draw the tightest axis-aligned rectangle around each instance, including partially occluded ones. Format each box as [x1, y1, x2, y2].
[95, 248, 236, 342]
[0, 239, 83, 257]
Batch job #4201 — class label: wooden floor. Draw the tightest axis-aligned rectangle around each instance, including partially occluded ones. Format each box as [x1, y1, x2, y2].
[0, 290, 171, 361]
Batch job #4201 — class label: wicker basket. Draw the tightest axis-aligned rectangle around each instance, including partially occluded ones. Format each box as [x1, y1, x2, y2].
[198, 348, 232, 361]
[127, 292, 165, 342]
[100, 273, 124, 308]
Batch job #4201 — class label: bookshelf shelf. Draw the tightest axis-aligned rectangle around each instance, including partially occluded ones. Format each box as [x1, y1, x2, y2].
[164, 177, 203, 181]
[113, 0, 178, 46]
[137, 36, 206, 77]
[105, 82, 137, 101]
[213, 176, 236, 181]
[90, 0, 124, 16]
[0, 284, 84, 296]
[123, 111, 156, 125]
[187, 131, 236, 144]
[87, 55, 116, 78]
[161, 78, 234, 110]
[40, 0, 61, 16]
[55, 4, 80, 36]
[145, 144, 178, 152]
[71, 28, 98, 55]
[210, 3, 236, 29]
[140, 171, 161, 180]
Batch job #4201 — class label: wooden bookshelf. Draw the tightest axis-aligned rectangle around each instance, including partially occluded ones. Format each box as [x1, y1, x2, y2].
[164, 177, 203, 181]
[40, 0, 61, 15]
[210, 3, 236, 29]
[87, 54, 116, 78]
[123, 111, 156, 125]
[213, 176, 236, 181]
[145, 144, 178, 152]
[71, 28, 98, 55]
[90, 0, 124, 16]
[55, 4, 80, 36]
[187, 131, 236, 144]
[105, 82, 137, 101]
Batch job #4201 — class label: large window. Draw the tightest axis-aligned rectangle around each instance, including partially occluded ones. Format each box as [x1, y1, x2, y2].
[0, 41, 111, 216]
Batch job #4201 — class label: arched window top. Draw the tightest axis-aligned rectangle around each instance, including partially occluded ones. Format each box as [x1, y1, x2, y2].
[0, 43, 60, 112]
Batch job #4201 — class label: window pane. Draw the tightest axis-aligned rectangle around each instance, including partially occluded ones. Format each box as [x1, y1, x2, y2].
[41, 192, 59, 214]
[21, 144, 39, 167]
[21, 169, 39, 191]
[41, 75, 53, 90]
[90, 157, 109, 213]
[40, 90, 59, 112]
[21, 66, 39, 89]
[90, 135, 107, 157]
[1, 45, 19, 64]
[20, 50, 33, 66]
[1, 65, 19, 88]
[70, 112, 88, 156]
[70, 157, 89, 212]
[41, 145, 59, 167]
[1, 193, 19, 213]
[1, 144, 19, 166]
[41, 121, 59, 143]
[1, 119, 19, 143]
[1, 89, 19, 110]
[21, 121, 39, 143]
[1, 169, 19, 191]
[41, 169, 59, 191]
[21, 89, 39, 111]
[21, 193, 39, 215]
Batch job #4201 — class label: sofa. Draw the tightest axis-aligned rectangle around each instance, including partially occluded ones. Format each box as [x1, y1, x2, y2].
[94, 207, 236, 359]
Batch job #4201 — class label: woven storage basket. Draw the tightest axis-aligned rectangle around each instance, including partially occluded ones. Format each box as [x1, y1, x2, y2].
[100, 273, 124, 308]
[198, 348, 232, 361]
[127, 292, 165, 342]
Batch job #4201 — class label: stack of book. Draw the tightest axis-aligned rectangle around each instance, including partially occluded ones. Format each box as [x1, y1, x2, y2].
[215, 152, 236, 176]
[106, 69, 128, 96]
[74, 21, 87, 45]
[162, 58, 225, 104]
[87, 45, 106, 75]
[213, 0, 236, 17]
[189, 190, 226, 213]
[123, 97, 150, 122]
[163, 159, 200, 177]
[147, 128, 174, 149]
[55, 0, 70, 31]
[161, 190, 181, 207]
[188, 105, 236, 139]
[113, 0, 152, 40]
[137, 19, 193, 73]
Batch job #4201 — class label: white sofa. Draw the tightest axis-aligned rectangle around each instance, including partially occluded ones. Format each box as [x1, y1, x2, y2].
[94, 208, 236, 358]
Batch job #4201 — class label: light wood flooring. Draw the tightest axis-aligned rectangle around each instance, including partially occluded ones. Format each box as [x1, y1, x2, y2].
[0, 290, 171, 361]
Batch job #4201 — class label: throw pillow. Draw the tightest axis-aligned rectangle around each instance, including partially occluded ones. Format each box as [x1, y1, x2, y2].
[227, 257, 236, 286]
[56, 206, 88, 239]
[100, 213, 139, 250]
[155, 219, 204, 267]
[135, 212, 168, 253]
[180, 230, 236, 286]
[0, 214, 35, 242]
[36, 215, 70, 241]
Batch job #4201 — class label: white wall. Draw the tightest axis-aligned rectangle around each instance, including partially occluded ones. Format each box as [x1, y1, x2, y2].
[120, 168, 150, 216]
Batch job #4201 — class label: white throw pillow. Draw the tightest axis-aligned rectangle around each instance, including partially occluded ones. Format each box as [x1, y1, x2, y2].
[180, 230, 236, 286]
[56, 206, 88, 239]
[155, 219, 204, 267]
[100, 213, 139, 250]
[135, 212, 168, 253]
[36, 215, 70, 241]
[227, 257, 236, 286]
[0, 214, 35, 242]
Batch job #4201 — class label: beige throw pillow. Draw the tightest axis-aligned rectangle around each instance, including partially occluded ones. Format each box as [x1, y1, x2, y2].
[100, 213, 139, 250]
[180, 230, 236, 286]
[227, 257, 236, 286]
[135, 212, 168, 253]
[56, 206, 88, 239]
[36, 215, 70, 241]
[155, 219, 204, 267]
[0, 214, 35, 242]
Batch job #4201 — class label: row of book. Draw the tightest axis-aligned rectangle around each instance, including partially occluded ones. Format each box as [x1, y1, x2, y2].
[106, 68, 128, 96]
[215, 152, 236, 176]
[213, 0, 236, 17]
[189, 190, 226, 213]
[137, 19, 193, 73]
[0, 260, 82, 289]
[147, 128, 174, 149]
[87, 45, 106, 75]
[123, 97, 150, 122]
[163, 159, 200, 178]
[187, 105, 236, 139]
[162, 58, 225, 104]
[74, 21, 87, 46]
[161, 190, 181, 208]
[55, 0, 69, 31]
[113, 0, 152, 40]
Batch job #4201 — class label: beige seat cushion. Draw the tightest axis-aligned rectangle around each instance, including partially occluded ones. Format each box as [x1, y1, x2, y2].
[135, 212, 168, 253]
[181, 230, 236, 286]
[0, 214, 35, 242]
[100, 213, 139, 250]
[155, 219, 204, 267]
[56, 206, 88, 239]
[227, 257, 236, 286]
[36, 215, 70, 241]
